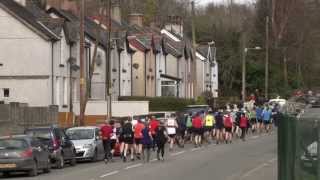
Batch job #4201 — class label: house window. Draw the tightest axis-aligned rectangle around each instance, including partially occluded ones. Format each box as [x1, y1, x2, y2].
[3, 88, 9, 97]
[63, 77, 68, 105]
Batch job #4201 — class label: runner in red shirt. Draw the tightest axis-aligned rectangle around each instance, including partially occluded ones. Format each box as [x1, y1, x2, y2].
[100, 120, 113, 163]
[149, 116, 159, 151]
[134, 119, 145, 160]
[192, 113, 203, 147]
[239, 113, 248, 141]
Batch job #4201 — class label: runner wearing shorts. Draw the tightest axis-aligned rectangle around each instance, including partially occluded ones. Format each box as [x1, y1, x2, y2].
[192, 113, 203, 147]
[122, 118, 134, 162]
[223, 112, 233, 144]
[215, 111, 224, 144]
[204, 112, 214, 144]
[186, 113, 193, 142]
[134, 119, 145, 160]
[109, 120, 117, 161]
[255, 106, 263, 133]
[166, 114, 178, 151]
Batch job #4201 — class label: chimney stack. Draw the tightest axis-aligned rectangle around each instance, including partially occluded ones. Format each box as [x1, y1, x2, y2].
[128, 13, 144, 27]
[111, 0, 122, 25]
[14, 0, 26, 6]
[165, 15, 184, 37]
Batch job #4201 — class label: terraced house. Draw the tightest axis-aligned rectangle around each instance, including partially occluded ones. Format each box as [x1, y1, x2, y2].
[0, 0, 218, 119]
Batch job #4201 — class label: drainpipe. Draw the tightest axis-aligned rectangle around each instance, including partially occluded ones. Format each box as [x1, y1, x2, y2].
[69, 45, 73, 114]
[51, 42, 54, 105]
[144, 51, 147, 97]
[154, 53, 157, 97]
[130, 53, 133, 96]
[177, 58, 180, 98]
[118, 49, 121, 97]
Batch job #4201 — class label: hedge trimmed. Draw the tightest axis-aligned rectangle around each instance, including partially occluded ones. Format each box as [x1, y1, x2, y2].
[118, 96, 196, 112]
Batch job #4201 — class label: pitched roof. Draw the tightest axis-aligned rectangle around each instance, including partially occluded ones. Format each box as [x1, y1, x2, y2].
[0, 0, 59, 41]
[25, 4, 65, 36]
[47, 7, 109, 49]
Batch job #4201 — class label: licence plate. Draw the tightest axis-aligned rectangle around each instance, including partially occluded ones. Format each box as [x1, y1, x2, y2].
[0, 164, 16, 168]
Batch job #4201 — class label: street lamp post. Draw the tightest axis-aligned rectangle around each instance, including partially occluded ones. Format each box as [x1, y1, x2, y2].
[242, 46, 262, 102]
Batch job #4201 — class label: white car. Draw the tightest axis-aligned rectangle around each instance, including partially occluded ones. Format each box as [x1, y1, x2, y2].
[269, 98, 287, 108]
[66, 126, 105, 162]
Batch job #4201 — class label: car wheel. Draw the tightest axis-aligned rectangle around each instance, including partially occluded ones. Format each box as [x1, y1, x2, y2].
[91, 149, 98, 162]
[28, 160, 38, 177]
[56, 155, 64, 169]
[2, 172, 10, 177]
[43, 157, 51, 173]
[70, 150, 77, 166]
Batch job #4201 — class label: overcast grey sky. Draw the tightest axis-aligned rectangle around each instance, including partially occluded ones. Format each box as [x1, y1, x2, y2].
[197, 0, 255, 5]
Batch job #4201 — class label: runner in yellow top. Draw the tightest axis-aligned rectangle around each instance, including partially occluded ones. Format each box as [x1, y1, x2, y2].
[204, 111, 215, 144]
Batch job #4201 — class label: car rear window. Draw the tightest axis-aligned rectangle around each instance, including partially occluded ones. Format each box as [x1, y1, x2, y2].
[25, 129, 52, 140]
[0, 139, 28, 150]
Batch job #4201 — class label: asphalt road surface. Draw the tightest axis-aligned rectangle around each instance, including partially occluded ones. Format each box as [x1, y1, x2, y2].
[1, 133, 277, 180]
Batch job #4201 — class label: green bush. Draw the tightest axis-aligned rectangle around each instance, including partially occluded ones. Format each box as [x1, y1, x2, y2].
[118, 96, 196, 112]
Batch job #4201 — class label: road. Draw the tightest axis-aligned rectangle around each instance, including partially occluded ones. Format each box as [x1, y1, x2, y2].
[1, 133, 277, 180]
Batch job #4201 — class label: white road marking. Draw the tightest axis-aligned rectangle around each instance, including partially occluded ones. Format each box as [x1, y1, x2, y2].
[124, 163, 143, 170]
[251, 135, 259, 139]
[240, 157, 277, 179]
[240, 163, 268, 179]
[151, 158, 158, 162]
[268, 158, 277, 163]
[171, 151, 186, 156]
[100, 170, 119, 178]
[191, 147, 202, 152]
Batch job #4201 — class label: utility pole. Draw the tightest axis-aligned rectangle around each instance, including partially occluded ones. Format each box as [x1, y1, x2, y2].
[265, 16, 269, 100]
[107, 0, 112, 119]
[191, 1, 197, 98]
[241, 33, 247, 102]
[79, 0, 85, 126]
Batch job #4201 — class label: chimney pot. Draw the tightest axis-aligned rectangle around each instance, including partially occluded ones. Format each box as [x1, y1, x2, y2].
[129, 13, 144, 27]
[111, 0, 121, 25]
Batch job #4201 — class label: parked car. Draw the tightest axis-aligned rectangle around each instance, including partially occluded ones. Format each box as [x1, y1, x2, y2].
[25, 126, 76, 168]
[182, 105, 210, 115]
[66, 126, 104, 161]
[268, 98, 287, 109]
[0, 135, 51, 177]
[300, 141, 317, 174]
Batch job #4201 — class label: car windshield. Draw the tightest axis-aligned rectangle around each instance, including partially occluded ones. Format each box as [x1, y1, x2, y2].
[25, 129, 51, 140]
[0, 139, 28, 150]
[66, 129, 94, 140]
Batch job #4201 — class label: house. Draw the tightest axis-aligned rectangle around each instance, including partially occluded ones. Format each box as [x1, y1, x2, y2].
[0, 0, 79, 113]
[47, 7, 109, 103]
[160, 23, 194, 99]
[197, 45, 219, 98]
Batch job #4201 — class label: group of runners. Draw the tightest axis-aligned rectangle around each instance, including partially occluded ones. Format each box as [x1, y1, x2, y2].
[100, 103, 281, 163]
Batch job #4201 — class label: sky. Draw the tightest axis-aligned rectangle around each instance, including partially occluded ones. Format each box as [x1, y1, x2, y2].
[197, 0, 256, 5]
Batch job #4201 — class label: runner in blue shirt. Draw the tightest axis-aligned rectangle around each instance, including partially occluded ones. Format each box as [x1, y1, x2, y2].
[262, 106, 272, 133]
[255, 106, 263, 133]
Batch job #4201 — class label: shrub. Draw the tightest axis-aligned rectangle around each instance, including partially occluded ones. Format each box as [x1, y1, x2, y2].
[118, 96, 196, 112]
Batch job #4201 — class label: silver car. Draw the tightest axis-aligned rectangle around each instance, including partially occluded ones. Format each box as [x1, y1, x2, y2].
[66, 126, 104, 161]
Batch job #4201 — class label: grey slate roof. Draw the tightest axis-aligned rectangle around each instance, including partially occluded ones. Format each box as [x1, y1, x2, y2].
[0, 0, 59, 41]
[47, 8, 109, 49]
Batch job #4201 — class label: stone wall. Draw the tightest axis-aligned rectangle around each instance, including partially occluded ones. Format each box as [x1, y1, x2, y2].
[0, 103, 58, 136]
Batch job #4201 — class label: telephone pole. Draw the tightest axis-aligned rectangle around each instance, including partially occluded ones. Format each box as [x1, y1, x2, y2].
[265, 16, 269, 100]
[107, 0, 112, 119]
[191, 1, 197, 98]
[79, 0, 85, 126]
